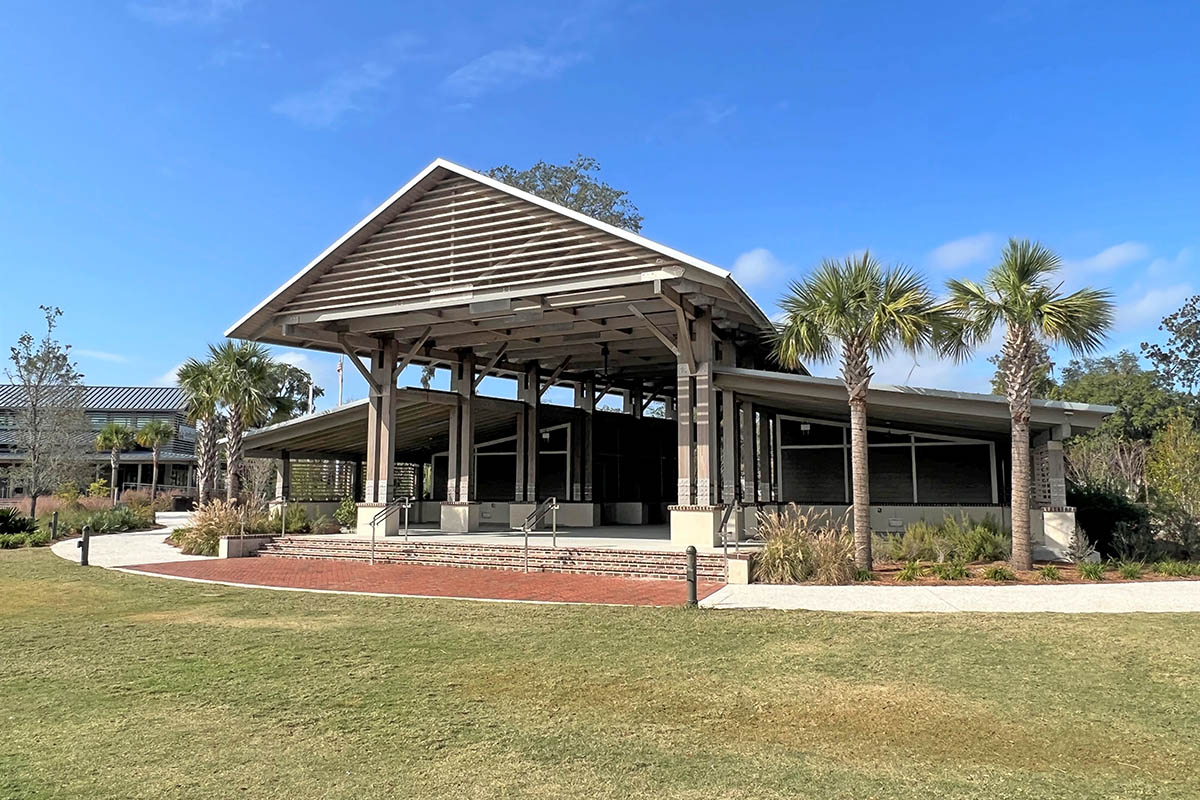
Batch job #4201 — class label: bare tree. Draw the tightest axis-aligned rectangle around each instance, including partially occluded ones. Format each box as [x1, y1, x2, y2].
[4, 307, 88, 519]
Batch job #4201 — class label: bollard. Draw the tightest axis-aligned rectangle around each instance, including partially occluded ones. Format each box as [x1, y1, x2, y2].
[77, 524, 91, 567]
[51, 511, 59, 541]
[685, 545, 698, 607]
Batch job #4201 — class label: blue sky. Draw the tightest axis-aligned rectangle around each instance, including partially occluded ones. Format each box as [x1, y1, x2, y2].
[3, 0, 1198, 406]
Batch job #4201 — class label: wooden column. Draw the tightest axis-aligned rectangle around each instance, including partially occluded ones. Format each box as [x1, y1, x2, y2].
[446, 403, 460, 502]
[523, 361, 539, 502]
[459, 351, 475, 502]
[277, 450, 291, 501]
[583, 375, 595, 502]
[365, 339, 399, 503]
[720, 390, 737, 504]
[676, 365, 694, 505]
[630, 386, 643, 420]
[757, 410, 773, 502]
[739, 400, 756, 503]
[352, 458, 363, 502]
[514, 411, 526, 501]
[693, 312, 717, 506]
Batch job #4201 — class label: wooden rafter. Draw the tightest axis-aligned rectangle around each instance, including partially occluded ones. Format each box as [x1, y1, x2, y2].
[472, 344, 508, 390]
[336, 334, 382, 394]
[538, 357, 572, 398]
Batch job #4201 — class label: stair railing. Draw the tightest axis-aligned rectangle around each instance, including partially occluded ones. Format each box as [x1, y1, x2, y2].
[521, 497, 559, 573]
[369, 497, 413, 565]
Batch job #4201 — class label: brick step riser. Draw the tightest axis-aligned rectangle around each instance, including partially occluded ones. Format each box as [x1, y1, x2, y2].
[258, 548, 725, 574]
[258, 552, 721, 580]
[258, 544, 723, 568]
[259, 544, 720, 568]
[270, 538, 729, 561]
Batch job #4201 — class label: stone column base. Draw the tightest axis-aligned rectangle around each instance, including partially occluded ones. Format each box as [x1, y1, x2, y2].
[356, 503, 399, 537]
[441, 502, 481, 533]
[669, 505, 724, 548]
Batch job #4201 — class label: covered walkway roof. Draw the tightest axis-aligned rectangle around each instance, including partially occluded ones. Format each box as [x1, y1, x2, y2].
[242, 388, 579, 462]
[714, 367, 1115, 436]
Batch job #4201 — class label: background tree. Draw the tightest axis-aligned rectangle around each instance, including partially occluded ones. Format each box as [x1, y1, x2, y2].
[1143, 293, 1200, 395]
[209, 340, 272, 503]
[135, 419, 174, 501]
[177, 358, 221, 506]
[4, 306, 87, 519]
[1146, 411, 1200, 551]
[263, 361, 324, 424]
[947, 239, 1114, 570]
[1052, 350, 1190, 440]
[988, 338, 1055, 398]
[773, 252, 956, 569]
[486, 155, 644, 232]
[95, 422, 135, 506]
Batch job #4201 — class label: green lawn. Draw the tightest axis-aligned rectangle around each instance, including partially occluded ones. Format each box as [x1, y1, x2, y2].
[2, 548, 1198, 799]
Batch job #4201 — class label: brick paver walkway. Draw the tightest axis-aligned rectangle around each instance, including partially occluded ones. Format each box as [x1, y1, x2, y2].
[122, 558, 723, 607]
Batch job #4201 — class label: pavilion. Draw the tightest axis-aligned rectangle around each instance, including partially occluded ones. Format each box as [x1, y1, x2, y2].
[231, 158, 1112, 556]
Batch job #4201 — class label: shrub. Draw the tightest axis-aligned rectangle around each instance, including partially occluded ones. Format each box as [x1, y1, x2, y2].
[929, 560, 969, 580]
[1079, 561, 1106, 581]
[0, 508, 38, 534]
[1038, 564, 1062, 581]
[271, 503, 311, 535]
[311, 514, 341, 535]
[982, 565, 1016, 582]
[854, 568, 876, 582]
[334, 496, 357, 528]
[1116, 561, 1144, 580]
[168, 500, 265, 556]
[1069, 485, 1151, 559]
[0, 533, 30, 548]
[896, 561, 922, 581]
[1064, 527, 1097, 564]
[87, 478, 110, 498]
[751, 505, 855, 585]
[1153, 560, 1197, 577]
[942, 513, 1011, 562]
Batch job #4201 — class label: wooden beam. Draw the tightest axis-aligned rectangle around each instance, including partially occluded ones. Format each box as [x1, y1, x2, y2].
[627, 305, 681, 358]
[337, 335, 381, 394]
[538, 357, 572, 398]
[472, 344, 508, 390]
[395, 327, 432, 375]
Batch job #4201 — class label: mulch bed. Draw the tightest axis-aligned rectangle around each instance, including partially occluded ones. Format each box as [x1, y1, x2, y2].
[867, 560, 1200, 586]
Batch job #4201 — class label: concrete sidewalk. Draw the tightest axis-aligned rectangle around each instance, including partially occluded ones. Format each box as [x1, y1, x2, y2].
[701, 581, 1200, 613]
[50, 511, 211, 568]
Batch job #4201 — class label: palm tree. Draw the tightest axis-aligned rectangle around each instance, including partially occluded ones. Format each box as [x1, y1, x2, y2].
[208, 340, 272, 503]
[947, 239, 1114, 570]
[773, 252, 960, 570]
[95, 422, 135, 506]
[135, 419, 175, 502]
[177, 357, 221, 506]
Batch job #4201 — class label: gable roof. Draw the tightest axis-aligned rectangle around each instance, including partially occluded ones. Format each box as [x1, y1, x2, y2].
[226, 158, 774, 343]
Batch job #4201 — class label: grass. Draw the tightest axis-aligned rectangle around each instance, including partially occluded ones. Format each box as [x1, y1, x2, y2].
[3, 549, 1200, 799]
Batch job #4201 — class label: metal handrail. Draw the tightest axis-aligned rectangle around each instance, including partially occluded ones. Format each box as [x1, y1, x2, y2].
[370, 497, 413, 565]
[720, 501, 741, 559]
[521, 497, 559, 573]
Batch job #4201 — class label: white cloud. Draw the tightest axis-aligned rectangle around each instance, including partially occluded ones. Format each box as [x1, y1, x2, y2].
[443, 46, 580, 98]
[732, 247, 785, 287]
[1063, 241, 1150, 274]
[1118, 283, 1193, 331]
[209, 39, 273, 67]
[273, 34, 420, 127]
[273, 61, 396, 127]
[928, 233, 997, 270]
[75, 349, 128, 363]
[1147, 247, 1194, 277]
[128, 0, 246, 25]
[155, 363, 183, 386]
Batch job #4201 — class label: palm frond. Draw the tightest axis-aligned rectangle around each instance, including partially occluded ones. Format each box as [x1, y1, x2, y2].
[1036, 286, 1115, 356]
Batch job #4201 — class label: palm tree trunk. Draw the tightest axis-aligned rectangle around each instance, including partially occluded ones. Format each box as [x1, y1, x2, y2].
[110, 449, 119, 507]
[841, 339, 873, 570]
[1010, 415, 1033, 570]
[150, 448, 159, 502]
[227, 403, 244, 504]
[1005, 325, 1035, 571]
[848, 396, 872, 570]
